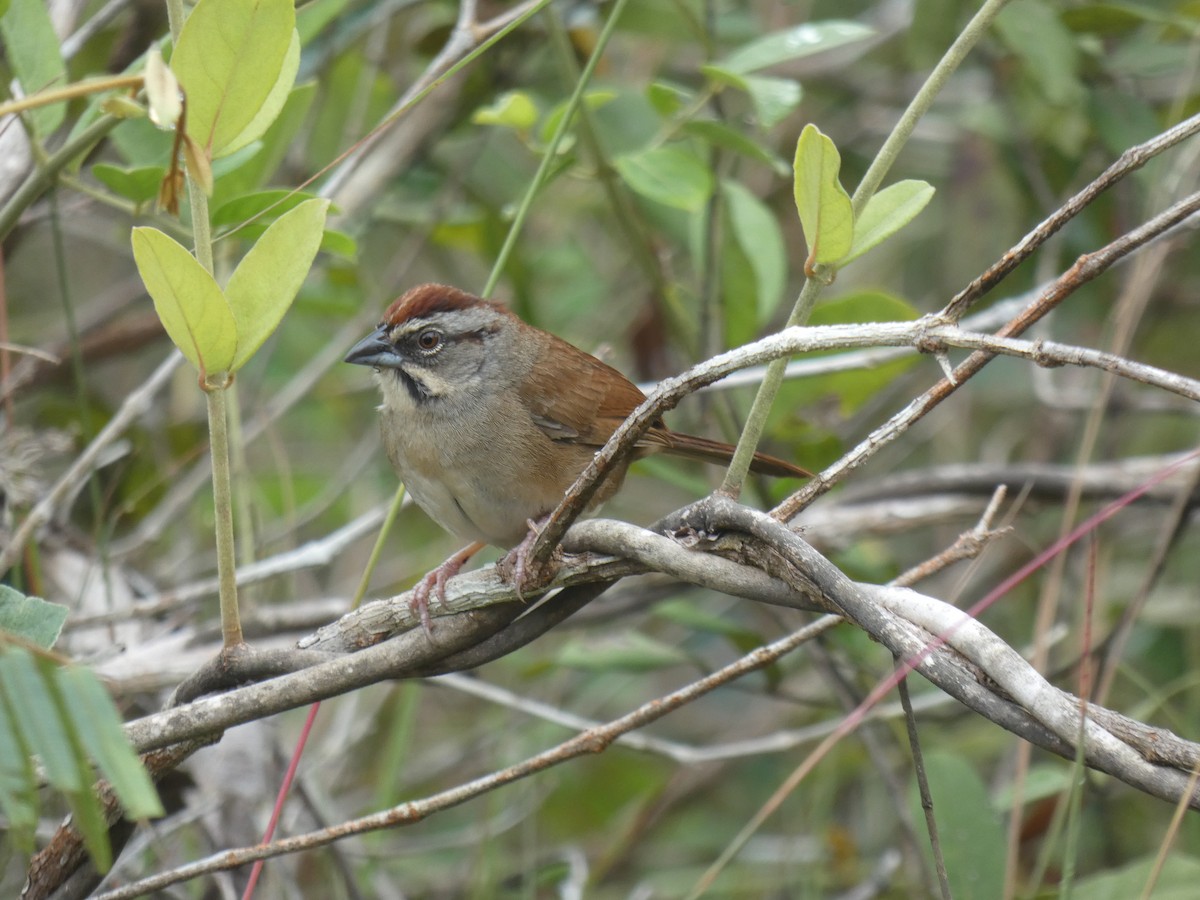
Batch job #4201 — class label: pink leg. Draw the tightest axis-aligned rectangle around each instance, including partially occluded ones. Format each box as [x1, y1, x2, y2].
[501, 515, 553, 599]
[410, 541, 485, 634]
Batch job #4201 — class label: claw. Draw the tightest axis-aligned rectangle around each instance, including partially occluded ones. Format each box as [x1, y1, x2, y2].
[410, 541, 484, 636]
[500, 516, 556, 599]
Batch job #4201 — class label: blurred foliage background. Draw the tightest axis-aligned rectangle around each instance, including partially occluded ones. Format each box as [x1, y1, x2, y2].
[3, 0, 1200, 896]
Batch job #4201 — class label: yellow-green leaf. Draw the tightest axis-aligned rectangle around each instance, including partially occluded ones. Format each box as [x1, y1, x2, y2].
[793, 124, 853, 270]
[225, 198, 330, 371]
[218, 28, 301, 158]
[843, 180, 934, 265]
[171, 0, 294, 158]
[472, 90, 539, 131]
[131, 228, 236, 375]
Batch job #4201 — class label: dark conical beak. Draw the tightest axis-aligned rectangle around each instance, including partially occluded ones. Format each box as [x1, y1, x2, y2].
[344, 326, 399, 368]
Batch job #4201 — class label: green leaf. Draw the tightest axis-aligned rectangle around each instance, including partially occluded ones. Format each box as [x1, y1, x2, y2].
[615, 146, 714, 212]
[214, 82, 317, 207]
[843, 180, 934, 265]
[716, 20, 875, 74]
[537, 90, 617, 147]
[297, 0, 347, 43]
[0, 649, 80, 792]
[57, 668, 162, 819]
[0, 586, 68, 649]
[808, 291, 920, 415]
[683, 121, 789, 174]
[472, 91, 539, 131]
[909, 753, 1006, 900]
[212, 189, 326, 229]
[793, 124, 853, 269]
[995, 0, 1083, 107]
[218, 28, 301, 158]
[557, 632, 692, 672]
[0, 692, 37, 849]
[0, 0, 67, 137]
[171, 0, 294, 158]
[722, 180, 786, 325]
[703, 66, 803, 129]
[647, 81, 690, 116]
[92, 164, 167, 206]
[742, 75, 803, 128]
[131, 227, 237, 376]
[44, 661, 114, 873]
[1074, 854, 1200, 900]
[65, 784, 112, 873]
[224, 198, 330, 370]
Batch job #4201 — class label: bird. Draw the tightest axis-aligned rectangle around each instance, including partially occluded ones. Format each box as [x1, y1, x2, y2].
[345, 283, 809, 630]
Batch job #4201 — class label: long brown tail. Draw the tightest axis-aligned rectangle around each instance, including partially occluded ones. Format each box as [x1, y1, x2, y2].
[662, 431, 812, 479]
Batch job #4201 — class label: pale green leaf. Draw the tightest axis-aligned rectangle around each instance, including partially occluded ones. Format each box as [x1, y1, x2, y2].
[0, 585, 68, 649]
[843, 180, 934, 265]
[100, 94, 146, 120]
[537, 90, 617, 146]
[743, 75, 804, 128]
[45, 661, 114, 873]
[66, 787, 112, 872]
[1074, 854, 1200, 900]
[722, 180, 785, 324]
[171, 0, 294, 157]
[614, 146, 713, 212]
[703, 66, 802, 128]
[218, 28, 301, 158]
[996, 0, 1083, 107]
[0, 649, 80, 792]
[808, 292, 920, 415]
[793, 124, 853, 268]
[716, 20, 875, 74]
[57, 668, 163, 820]
[647, 81, 690, 116]
[92, 164, 166, 206]
[225, 198, 330, 370]
[683, 121, 788, 174]
[0, 693, 37, 848]
[213, 189, 325, 228]
[131, 227, 237, 375]
[0, 0, 67, 137]
[472, 91, 539, 131]
[909, 753, 1005, 900]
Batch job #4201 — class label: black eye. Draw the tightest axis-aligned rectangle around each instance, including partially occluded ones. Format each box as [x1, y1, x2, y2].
[417, 329, 441, 351]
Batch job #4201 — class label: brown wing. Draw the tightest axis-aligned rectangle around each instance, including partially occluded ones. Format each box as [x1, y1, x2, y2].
[518, 331, 668, 448]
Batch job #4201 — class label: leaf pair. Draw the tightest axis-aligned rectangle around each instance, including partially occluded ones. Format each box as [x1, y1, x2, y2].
[132, 198, 329, 381]
[793, 123, 934, 275]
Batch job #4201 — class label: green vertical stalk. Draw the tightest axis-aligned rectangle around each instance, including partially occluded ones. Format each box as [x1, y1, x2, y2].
[205, 379, 242, 646]
[166, 0, 239, 645]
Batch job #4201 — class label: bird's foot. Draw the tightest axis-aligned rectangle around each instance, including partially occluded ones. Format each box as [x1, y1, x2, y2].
[410, 541, 484, 635]
[498, 516, 559, 599]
